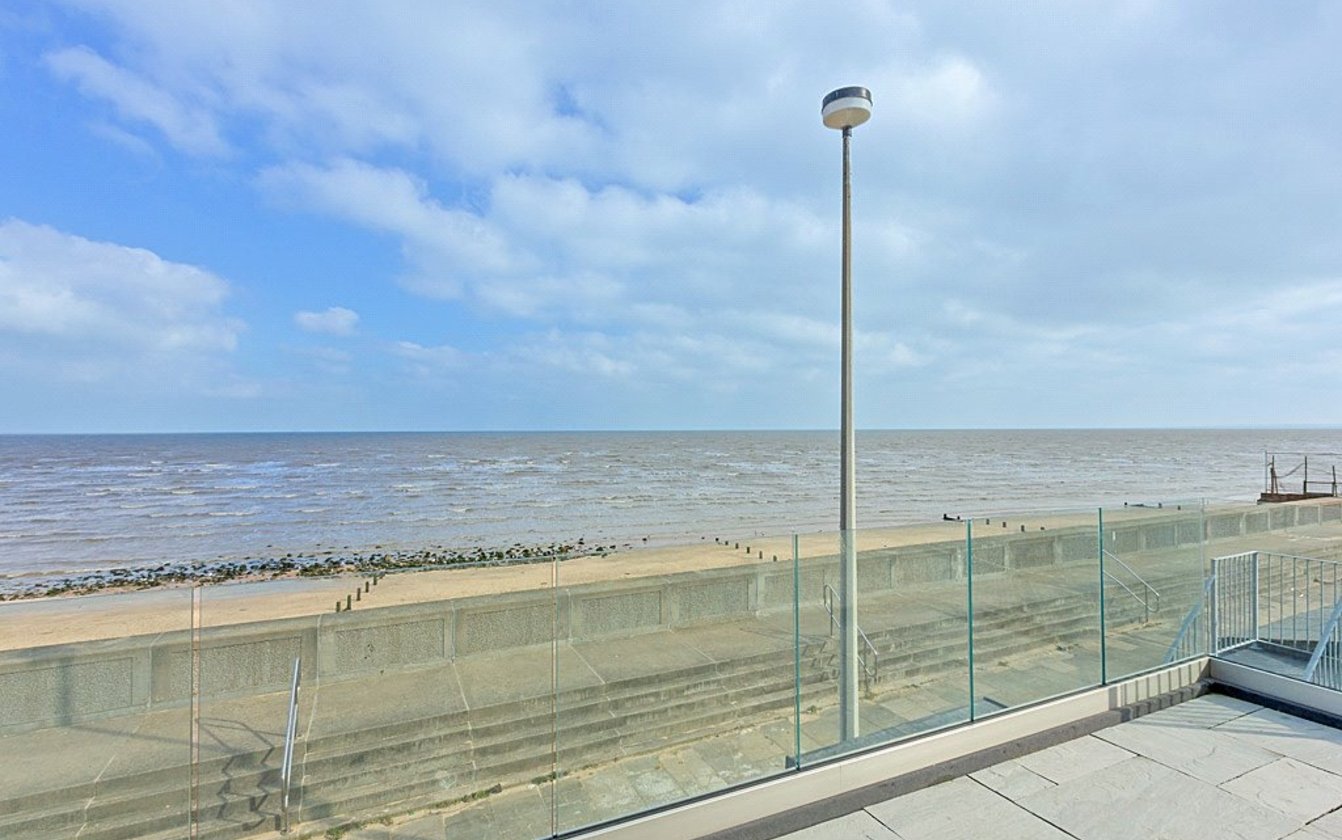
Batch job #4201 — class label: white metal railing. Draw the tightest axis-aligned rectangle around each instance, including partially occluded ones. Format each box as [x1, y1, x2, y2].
[1211, 551, 1259, 651]
[1200, 551, 1342, 691]
[1254, 552, 1342, 653]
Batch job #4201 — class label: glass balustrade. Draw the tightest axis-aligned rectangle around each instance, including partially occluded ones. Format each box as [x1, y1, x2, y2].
[0, 587, 195, 839]
[551, 534, 799, 835]
[1098, 501, 1206, 679]
[8, 499, 1342, 838]
[966, 509, 1102, 713]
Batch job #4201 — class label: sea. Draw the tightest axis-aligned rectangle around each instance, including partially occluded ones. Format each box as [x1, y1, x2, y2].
[1, 428, 1341, 579]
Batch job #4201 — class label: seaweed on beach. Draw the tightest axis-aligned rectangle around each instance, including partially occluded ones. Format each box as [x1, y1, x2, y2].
[0, 539, 628, 601]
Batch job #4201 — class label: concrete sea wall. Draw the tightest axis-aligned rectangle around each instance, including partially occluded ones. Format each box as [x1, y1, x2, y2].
[2, 500, 1338, 731]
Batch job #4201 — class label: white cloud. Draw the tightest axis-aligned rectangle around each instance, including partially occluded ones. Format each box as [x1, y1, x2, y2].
[394, 340, 465, 375]
[259, 159, 528, 299]
[0, 219, 244, 380]
[44, 46, 228, 156]
[28, 3, 1342, 427]
[294, 306, 359, 336]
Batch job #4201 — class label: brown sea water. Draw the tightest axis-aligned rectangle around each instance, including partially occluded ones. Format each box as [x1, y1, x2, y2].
[1, 428, 1338, 577]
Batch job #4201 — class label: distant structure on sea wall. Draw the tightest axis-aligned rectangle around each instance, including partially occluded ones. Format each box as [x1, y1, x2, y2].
[1260, 451, 1342, 503]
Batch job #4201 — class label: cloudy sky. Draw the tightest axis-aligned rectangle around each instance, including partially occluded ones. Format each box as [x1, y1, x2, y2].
[2, 2, 1340, 433]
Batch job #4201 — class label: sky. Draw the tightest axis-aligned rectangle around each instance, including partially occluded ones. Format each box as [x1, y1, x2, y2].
[1, 2, 1341, 433]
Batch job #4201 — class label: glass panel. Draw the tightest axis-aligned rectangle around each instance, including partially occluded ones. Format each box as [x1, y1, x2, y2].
[434, 553, 558, 839]
[968, 509, 1102, 712]
[1101, 500, 1207, 679]
[274, 557, 559, 840]
[800, 520, 973, 765]
[552, 534, 797, 834]
[195, 577, 320, 837]
[0, 587, 194, 839]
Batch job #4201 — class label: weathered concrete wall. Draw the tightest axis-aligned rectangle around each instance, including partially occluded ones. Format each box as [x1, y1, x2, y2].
[3, 499, 1338, 731]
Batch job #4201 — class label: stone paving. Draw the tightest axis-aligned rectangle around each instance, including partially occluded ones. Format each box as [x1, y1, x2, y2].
[771, 694, 1342, 840]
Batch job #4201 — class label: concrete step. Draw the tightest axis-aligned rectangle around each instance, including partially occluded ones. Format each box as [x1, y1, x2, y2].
[0, 640, 830, 840]
[293, 677, 831, 828]
[0, 576, 1201, 840]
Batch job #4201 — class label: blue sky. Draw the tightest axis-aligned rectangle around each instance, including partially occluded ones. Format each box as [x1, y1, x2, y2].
[2, 2, 1341, 433]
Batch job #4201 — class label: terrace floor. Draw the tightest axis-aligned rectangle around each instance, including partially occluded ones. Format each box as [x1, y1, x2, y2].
[721, 693, 1342, 840]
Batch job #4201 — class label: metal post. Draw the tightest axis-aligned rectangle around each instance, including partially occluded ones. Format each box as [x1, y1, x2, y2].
[1291, 553, 1298, 645]
[280, 656, 301, 834]
[1251, 551, 1260, 644]
[838, 124, 859, 742]
[966, 519, 975, 720]
[190, 585, 202, 840]
[1098, 509, 1107, 684]
[1210, 556, 1220, 653]
[793, 534, 802, 766]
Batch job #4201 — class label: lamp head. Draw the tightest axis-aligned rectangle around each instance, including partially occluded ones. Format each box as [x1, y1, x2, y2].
[821, 86, 873, 130]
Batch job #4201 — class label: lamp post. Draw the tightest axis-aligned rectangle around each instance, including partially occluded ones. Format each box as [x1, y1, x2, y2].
[822, 85, 872, 743]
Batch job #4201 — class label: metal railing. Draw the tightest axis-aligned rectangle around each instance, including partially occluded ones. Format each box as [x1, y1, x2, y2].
[1211, 551, 1259, 650]
[1164, 575, 1216, 664]
[1254, 552, 1342, 652]
[1102, 549, 1161, 624]
[821, 584, 878, 690]
[1201, 551, 1342, 691]
[1302, 599, 1342, 690]
[280, 656, 302, 834]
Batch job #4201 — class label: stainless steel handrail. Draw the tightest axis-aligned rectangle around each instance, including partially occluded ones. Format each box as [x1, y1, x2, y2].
[1101, 549, 1161, 623]
[822, 583, 878, 687]
[280, 656, 302, 834]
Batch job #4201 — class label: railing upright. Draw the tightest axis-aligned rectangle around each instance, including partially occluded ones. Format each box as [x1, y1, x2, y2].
[1245, 550, 1256, 641]
[1210, 557, 1220, 652]
[281, 656, 302, 834]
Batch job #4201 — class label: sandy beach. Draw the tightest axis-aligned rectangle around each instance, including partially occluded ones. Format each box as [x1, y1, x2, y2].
[0, 508, 1161, 650]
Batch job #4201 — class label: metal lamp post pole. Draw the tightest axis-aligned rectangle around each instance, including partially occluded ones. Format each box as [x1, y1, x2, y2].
[822, 86, 872, 743]
[838, 124, 859, 742]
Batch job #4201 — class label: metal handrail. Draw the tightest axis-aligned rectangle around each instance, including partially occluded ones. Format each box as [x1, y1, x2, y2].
[1101, 549, 1161, 623]
[821, 584, 878, 687]
[280, 656, 302, 834]
[1302, 597, 1342, 684]
[1255, 551, 1342, 570]
[1164, 575, 1216, 663]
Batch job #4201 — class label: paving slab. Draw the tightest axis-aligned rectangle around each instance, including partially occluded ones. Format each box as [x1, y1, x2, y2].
[1216, 708, 1342, 776]
[1307, 807, 1342, 836]
[1130, 692, 1260, 729]
[1019, 755, 1298, 840]
[1284, 827, 1341, 840]
[1093, 716, 1277, 784]
[1014, 734, 1134, 784]
[969, 759, 1057, 799]
[865, 777, 1072, 840]
[775, 810, 903, 840]
[1219, 758, 1342, 822]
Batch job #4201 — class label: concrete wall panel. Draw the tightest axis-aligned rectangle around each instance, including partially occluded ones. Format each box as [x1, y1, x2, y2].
[0, 657, 134, 728]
